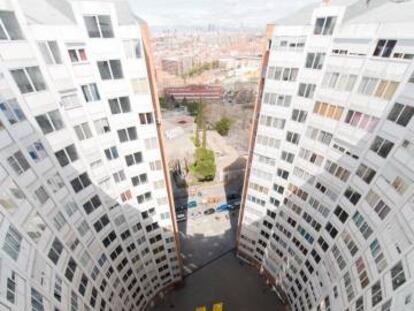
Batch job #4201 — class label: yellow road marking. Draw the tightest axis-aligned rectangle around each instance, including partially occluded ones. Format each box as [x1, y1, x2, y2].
[213, 302, 223, 311]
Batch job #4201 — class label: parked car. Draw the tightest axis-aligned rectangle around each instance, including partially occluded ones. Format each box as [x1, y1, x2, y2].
[215, 203, 234, 212]
[176, 212, 186, 222]
[185, 200, 197, 209]
[203, 208, 215, 215]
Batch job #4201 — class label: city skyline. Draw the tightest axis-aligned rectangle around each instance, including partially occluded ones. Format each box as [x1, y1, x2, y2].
[128, 0, 317, 29]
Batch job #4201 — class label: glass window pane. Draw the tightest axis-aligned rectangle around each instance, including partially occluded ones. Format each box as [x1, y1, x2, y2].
[35, 114, 53, 134]
[98, 15, 114, 38]
[97, 61, 111, 80]
[84, 16, 100, 38]
[26, 67, 46, 91]
[38, 42, 53, 64]
[11, 69, 33, 93]
[48, 41, 62, 64]
[110, 60, 123, 79]
[0, 11, 23, 40]
[48, 110, 64, 130]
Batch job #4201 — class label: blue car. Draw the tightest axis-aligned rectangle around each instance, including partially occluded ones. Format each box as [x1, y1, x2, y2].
[185, 200, 197, 209]
[215, 203, 234, 212]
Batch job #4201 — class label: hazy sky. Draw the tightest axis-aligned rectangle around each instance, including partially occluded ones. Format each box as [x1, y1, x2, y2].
[128, 0, 317, 28]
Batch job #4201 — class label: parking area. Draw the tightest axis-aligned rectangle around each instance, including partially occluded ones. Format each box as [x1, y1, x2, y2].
[176, 199, 239, 275]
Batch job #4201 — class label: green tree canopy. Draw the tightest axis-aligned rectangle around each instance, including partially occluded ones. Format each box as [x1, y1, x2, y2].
[215, 116, 232, 136]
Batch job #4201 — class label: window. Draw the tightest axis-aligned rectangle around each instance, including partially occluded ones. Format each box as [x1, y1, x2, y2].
[7, 151, 30, 175]
[0, 98, 26, 125]
[70, 172, 91, 193]
[31, 287, 44, 311]
[356, 163, 376, 184]
[55, 144, 79, 167]
[369, 239, 387, 273]
[10, 67, 47, 94]
[374, 80, 399, 100]
[26, 140, 47, 163]
[291, 109, 307, 123]
[83, 195, 101, 215]
[73, 122, 92, 140]
[387, 102, 414, 127]
[371, 281, 382, 307]
[94, 117, 110, 135]
[334, 205, 348, 223]
[68, 48, 87, 63]
[324, 160, 350, 182]
[391, 262, 406, 290]
[297, 83, 316, 98]
[267, 66, 298, 81]
[346, 110, 379, 132]
[352, 211, 373, 239]
[35, 110, 64, 135]
[33, 186, 49, 205]
[259, 115, 286, 129]
[373, 39, 397, 58]
[125, 151, 143, 166]
[314, 16, 336, 35]
[139, 112, 154, 124]
[48, 238, 63, 265]
[113, 170, 126, 183]
[97, 60, 123, 80]
[263, 92, 292, 107]
[79, 274, 88, 296]
[65, 257, 77, 282]
[366, 190, 391, 220]
[325, 222, 338, 238]
[84, 15, 114, 38]
[286, 131, 300, 145]
[145, 137, 157, 149]
[131, 173, 147, 186]
[0, 11, 24, 40]
[313, 101, 343, 120]
[60, 91, 81, 110]
[81, 83, 100, 102]
[47, 173, 65, 194]
[109, 96, 130, 114]
[370, 136, 394, 158]
[117, 127, 137, 143]
[137, 191, 152, 204]
[104, 146, 119, 160]
[94, 214, 110, 233]
[3, 226, 22, 260]
[344, 187, 361, 205]
[38, 41, 62, 64]
[305, 52, 325, 69]
[123, 40, 141, 59]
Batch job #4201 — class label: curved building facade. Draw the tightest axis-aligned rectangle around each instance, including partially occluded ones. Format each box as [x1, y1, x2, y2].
[0, 0, 182, 310]
[237, 1, 414, 311]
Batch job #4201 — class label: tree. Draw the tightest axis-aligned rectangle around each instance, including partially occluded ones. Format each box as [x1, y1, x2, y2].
[191, 147, 215, 181]
[202, 123, 207, 149]
[215, 116, 232, 136]
[194, 126, 200, 147]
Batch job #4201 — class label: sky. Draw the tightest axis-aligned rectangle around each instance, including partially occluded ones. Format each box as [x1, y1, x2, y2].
[128, 0, 317, 29]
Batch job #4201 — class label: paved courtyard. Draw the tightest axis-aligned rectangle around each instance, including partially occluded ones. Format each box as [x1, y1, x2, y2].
[151, 252, 287, 311]
[179, 207, 238, 275]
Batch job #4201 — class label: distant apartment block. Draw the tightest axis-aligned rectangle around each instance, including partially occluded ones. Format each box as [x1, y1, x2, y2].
[164, 85, 224, 103]
[237, 1, 414, 311]
[0, 1, 182, 310]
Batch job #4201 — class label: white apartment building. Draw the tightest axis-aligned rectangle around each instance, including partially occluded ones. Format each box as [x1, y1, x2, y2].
[0, 0, 182, 310]
[237, 1, 414, 311]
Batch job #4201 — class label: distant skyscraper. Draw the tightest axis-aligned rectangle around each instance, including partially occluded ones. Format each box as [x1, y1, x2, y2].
[237, 1, 414, 311]
[0, 0, 182, 310]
